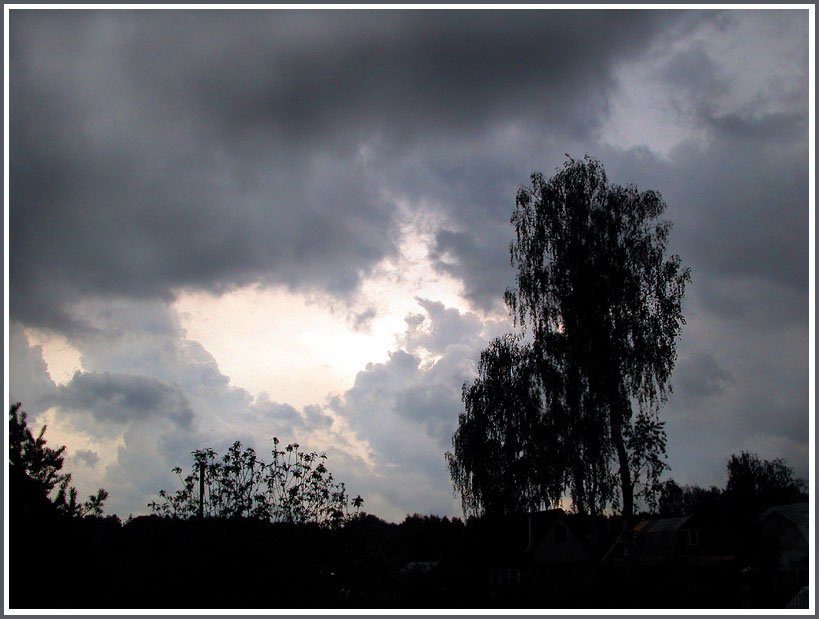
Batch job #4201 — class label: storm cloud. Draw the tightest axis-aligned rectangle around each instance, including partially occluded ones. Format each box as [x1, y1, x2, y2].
[9, 9, 696, 330]
[8, 9, 809, 520]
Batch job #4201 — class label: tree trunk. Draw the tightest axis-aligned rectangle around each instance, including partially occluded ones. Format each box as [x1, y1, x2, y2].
[609, 404, 634, 560]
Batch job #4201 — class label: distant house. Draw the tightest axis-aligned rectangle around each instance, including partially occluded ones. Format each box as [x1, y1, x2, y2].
[604, 513, 737, 565]
[758, 503, 808, 593]
[487, 509, 600, 603]
[633, 515, 704, 561]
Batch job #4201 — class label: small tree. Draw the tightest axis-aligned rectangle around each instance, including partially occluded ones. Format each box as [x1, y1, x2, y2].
[149, 438, 363, 527]
[9, 402, 108, 518]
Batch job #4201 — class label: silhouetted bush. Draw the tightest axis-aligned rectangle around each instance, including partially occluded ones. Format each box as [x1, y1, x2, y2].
[149, 438, 363, 526]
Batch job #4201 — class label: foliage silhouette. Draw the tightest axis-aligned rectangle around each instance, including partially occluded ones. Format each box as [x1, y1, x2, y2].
[659, 451, 806, 519]
[149, 437, 363, 526]
[449, 156, 689, 556]
[9, 402, 108, 518]
[657, 479, 722, 518]
[447, 334, 563, 518]
[724, 450, 807, 510]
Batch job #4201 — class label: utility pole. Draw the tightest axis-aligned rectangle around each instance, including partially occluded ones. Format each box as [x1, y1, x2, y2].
[198, 461, 205, 520]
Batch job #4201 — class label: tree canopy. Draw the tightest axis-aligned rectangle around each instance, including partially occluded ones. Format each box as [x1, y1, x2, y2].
[724, 450, 807, 509]
[449, 156, 689, 546]
[446, 334, 563, 518]
[9, 402, 108, 519]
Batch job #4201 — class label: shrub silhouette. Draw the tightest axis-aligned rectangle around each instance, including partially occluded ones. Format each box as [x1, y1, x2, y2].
[149, 437, 363, 526]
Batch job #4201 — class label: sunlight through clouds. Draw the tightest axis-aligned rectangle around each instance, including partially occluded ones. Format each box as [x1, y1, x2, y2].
[171, 207, 475, 410]
[22, 330, 84, 385]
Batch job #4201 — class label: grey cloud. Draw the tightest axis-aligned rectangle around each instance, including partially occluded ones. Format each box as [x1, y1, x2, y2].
[7, 10, 808, 520]
[247, 397, 303, 428]
[657, 45, 727, 102]
[431, 229, 515, 312]
[661, 308, 808, 487]
[103, 419, 197, 516]
[437, 116, 808, 323]
[57, 371, 194, 428]
[705, 111, 808, 143]
[423, 14, 808, 315]
[303, 404, 334, 430]
[245, 395, 334, 433]
[327, 299, 491, 517]
[402, 298, 484, 356]
[395, 384, 460, 445]
[671, 134, 807, 296]
[8, 301, 341, 517]
[72, 449, 100, 468]
[675, 349, 734, 399]
[352, 308, 377, 332]
[8, 323, 58, 419]
[111, 10, 676, 143]
[10, 10, 694, 333]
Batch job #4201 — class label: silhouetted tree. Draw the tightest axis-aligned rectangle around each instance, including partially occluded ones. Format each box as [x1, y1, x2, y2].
[9, 402, 108, 518]
[446, 335, 564, 517]
[504, 156, 689, 554]
[657, 479, 722, 517]
[724, 451, 806, 512]
[149, 438, 363, 527]
[399, 513, 465, 561]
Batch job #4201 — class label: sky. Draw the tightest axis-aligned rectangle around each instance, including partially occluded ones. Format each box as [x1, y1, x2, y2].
[7, 8, 811, 522]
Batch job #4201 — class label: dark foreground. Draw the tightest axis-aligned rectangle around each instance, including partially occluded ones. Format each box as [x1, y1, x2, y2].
[11, 507, 806, 610]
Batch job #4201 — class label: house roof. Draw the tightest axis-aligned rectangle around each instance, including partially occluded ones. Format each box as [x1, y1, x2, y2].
[759, 502, 809, 542]
[638, 515, 691, 535]
[602, 515, 695, 562]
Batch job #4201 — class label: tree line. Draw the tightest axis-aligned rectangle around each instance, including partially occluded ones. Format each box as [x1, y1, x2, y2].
[9, 398, 805, 608]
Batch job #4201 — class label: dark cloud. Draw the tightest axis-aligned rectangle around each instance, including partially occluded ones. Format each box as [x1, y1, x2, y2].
[10, 10, 691, 332]
[7, 10, 808, 519]
[72, 449, 100, 468]
[108, 10, 677, 144]
[57, 371, 194, 428]
[657, 45, 727, 102]
[431, 229, 515, 312]
[674, 349, 734, 399]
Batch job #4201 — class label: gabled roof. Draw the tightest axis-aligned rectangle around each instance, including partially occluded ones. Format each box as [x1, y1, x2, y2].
[759, 502, 808, 542]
